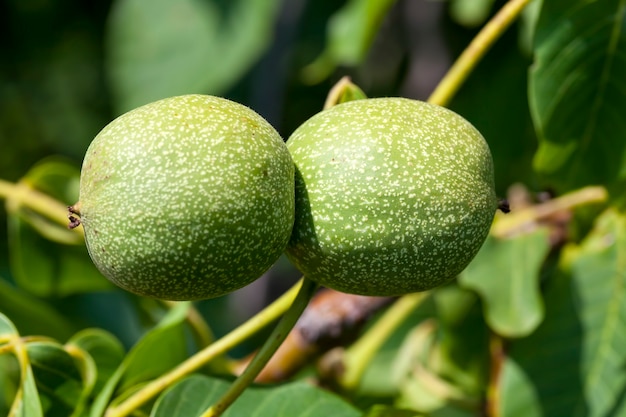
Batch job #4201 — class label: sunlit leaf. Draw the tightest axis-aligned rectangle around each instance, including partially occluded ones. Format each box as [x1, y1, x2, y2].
[0, 312, 19, 338]
[498, 208, 626, 416]
[530, 0, 626, 193]
[459, 228, 549, 338]
[10, 362, 43, 417]
[151, 374, 361, 417]
[106, 0, 282, 113]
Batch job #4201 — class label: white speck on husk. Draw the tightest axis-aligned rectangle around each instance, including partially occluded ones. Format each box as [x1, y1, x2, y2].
[79, 94, 294, 300]
[285, 98, 497, 296]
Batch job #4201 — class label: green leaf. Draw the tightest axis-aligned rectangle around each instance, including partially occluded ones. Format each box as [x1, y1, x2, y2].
[448, 0, 496, 28]
[431, 284, 490, 396]
[302, 0, 396, 83]
[459, 228, 550, 338]
[10, 362, 43, 417]
[0, 313, 44, 417]
[498, 208, 626, 416]
[498, 355, 542, 417]
[21, 158, 80, 205]
[66, 329, 125, 398]
[90, 302, 189, 416]
[8, 215, 111, 297]
[106, 0, 282, 113]
[356, 296, 436, 399]
[0, 354, 19, 416]
[151, 374, 361, 417]
[362, 405, 423, 417]
[7, 159, 112, 297]
[26, 341, 85, 416]
[530, 0, 626, 193]
[0, 311, 19, 337]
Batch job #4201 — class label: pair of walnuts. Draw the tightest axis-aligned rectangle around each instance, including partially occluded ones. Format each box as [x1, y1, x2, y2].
[70, 94, 498, 301]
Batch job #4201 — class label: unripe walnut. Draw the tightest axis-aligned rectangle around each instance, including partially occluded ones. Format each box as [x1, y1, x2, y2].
[285, 98, 497, 296]
[73, 95, 294, 300]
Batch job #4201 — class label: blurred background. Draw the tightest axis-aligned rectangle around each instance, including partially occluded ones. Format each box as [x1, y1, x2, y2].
[0, 0, 538, 347]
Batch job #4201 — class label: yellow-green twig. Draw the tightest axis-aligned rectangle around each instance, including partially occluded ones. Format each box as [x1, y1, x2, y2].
[427, 0, 533, 107]
[340, 292, 428, 390]
[201, 278, 319, 417]
[105, 279, 305, 417]
[491, 185, 608, 238]
[0, 179, 83, 238]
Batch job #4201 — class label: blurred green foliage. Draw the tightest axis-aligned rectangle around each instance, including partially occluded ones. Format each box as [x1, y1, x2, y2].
[2, 0, 626, 416]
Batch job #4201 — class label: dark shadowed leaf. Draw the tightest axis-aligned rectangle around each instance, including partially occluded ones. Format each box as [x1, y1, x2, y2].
[362, 404, 423, 417]
[530, 0, 626, 193]
[151, 374, 361, 417]
[26, 341, 86, 416]
[106, 0, 282, 113]
[498, 208, 626, 416]
[0, 277, 75, 340]
[90, 302, 189, 416]
[459, 228, 550, 338]
[0, 313, 44, 417]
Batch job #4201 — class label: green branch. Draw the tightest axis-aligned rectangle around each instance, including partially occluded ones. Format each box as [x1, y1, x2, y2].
[105, 279, 306, 417]
[427, 0, 533, 107]
[201, 278, 319, 417]
[0, 179, 83, 239]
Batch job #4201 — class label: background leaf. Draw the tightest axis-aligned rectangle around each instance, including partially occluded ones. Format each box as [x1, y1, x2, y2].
[448, 23, 537, 196]
[0, 277, 75, 340]
[459, 228, 549, 338]
[448, 0, 496, 28]
[498, 208, 626, 416]
[151, 374, 361, 417]
[66, 329, 125, 399]
[530, 0, 626, 193]
[362, 404, 423, 417]
[26, 341, 86, 416]
[430, 284, 490, 396]
[106, 0, 282, 113]
[301, 0, 397, 83]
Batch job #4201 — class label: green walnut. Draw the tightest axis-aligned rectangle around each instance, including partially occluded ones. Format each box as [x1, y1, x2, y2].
[285, 97, 497, 296]
[71, 94, 294, 300]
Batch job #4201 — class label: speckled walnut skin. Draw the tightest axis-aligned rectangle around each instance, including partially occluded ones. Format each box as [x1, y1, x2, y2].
[78, 95, 295, 300]
[286, 98, 497, 296]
